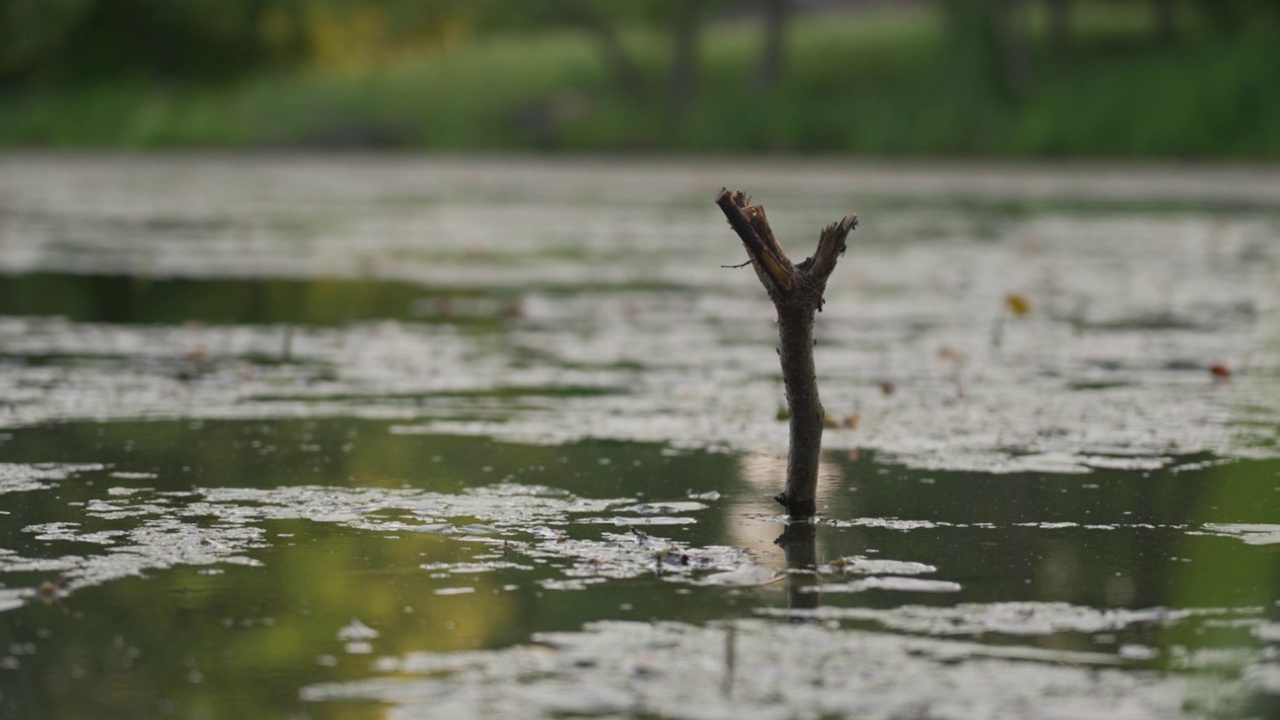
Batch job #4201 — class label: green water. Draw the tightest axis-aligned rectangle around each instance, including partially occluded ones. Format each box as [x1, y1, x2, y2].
[3, 420, 1280, 718]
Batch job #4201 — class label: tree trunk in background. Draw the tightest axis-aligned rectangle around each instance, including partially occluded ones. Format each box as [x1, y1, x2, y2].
[998, 0, 1033, 95]
[1193, 0, 1253, 35]
[1154, 0, 1177, 44]
[938, 0, 1031, 99]
[670, 0, 704, 115]
[754, 0, 790, 90]
[579, 15, 650, 103]
[1046, 0, 1071, 49]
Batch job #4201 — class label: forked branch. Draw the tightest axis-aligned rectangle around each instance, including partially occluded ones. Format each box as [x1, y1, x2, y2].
[715, 188, 857, 519]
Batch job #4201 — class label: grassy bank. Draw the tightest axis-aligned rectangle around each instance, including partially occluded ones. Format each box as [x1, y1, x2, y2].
[3, 4, 1277, 158]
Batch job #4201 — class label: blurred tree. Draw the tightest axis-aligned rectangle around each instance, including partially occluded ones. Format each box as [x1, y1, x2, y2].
[668, 0, 706, 113]
[1193, 0, 1280, 34]
[938, 0, 1032, 98]
[998, 0, 1032, 93]
[754, 0, 790, 90]
[1045, 0, 1071, 49]
[302, 0, 476, 69]
[0, 0, 309, 85]
[0, 0, 482, 86]
[640, 0, 743, 114]
[1152, 0, 1176, 43]
[0, 0, 92, 84]
[485, 0, 653, 102]
[481, 0, 735, 115]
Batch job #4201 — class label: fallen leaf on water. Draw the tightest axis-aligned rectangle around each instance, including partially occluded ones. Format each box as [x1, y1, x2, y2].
[1004, 293, 1031, 315]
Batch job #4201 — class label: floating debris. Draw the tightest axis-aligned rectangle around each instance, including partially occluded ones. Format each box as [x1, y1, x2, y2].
[301, 619, 1243, 719]
[337, 618, 379, 642]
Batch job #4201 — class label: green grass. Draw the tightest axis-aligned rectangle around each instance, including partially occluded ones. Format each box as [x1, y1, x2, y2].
[2, 3, 1277, 157]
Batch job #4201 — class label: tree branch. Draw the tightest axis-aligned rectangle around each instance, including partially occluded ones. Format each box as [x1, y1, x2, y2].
[715, 188, 793, 298]
[715, 189, 856, 519]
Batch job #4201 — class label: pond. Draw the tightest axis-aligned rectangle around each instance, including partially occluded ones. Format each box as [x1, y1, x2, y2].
[1, 154, 1279, 719]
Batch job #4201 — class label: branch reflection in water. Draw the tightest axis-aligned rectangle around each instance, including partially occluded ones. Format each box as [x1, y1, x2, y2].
[777, 522, 820, 613]
[728, 449, 846, 558]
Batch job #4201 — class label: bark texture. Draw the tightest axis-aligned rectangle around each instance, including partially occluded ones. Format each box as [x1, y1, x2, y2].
[715, 188, 856, 519]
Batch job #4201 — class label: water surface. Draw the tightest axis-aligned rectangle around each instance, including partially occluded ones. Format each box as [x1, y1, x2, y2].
[1, 155, 1279, 719]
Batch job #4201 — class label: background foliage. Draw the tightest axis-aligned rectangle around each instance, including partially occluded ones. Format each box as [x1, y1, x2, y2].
[1, 0, 1277, 156]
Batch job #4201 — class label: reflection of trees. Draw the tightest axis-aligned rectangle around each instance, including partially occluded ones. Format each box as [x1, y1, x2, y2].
[1167, 458, 1280, 627]
[0, 522, 521, 719]
[1158, 458, 1280, 718]
[775, 447, 1274, 621]
[0, 273, 519, 327]
[0, 419, 750, 719]
[5, 413, 1279, 717]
